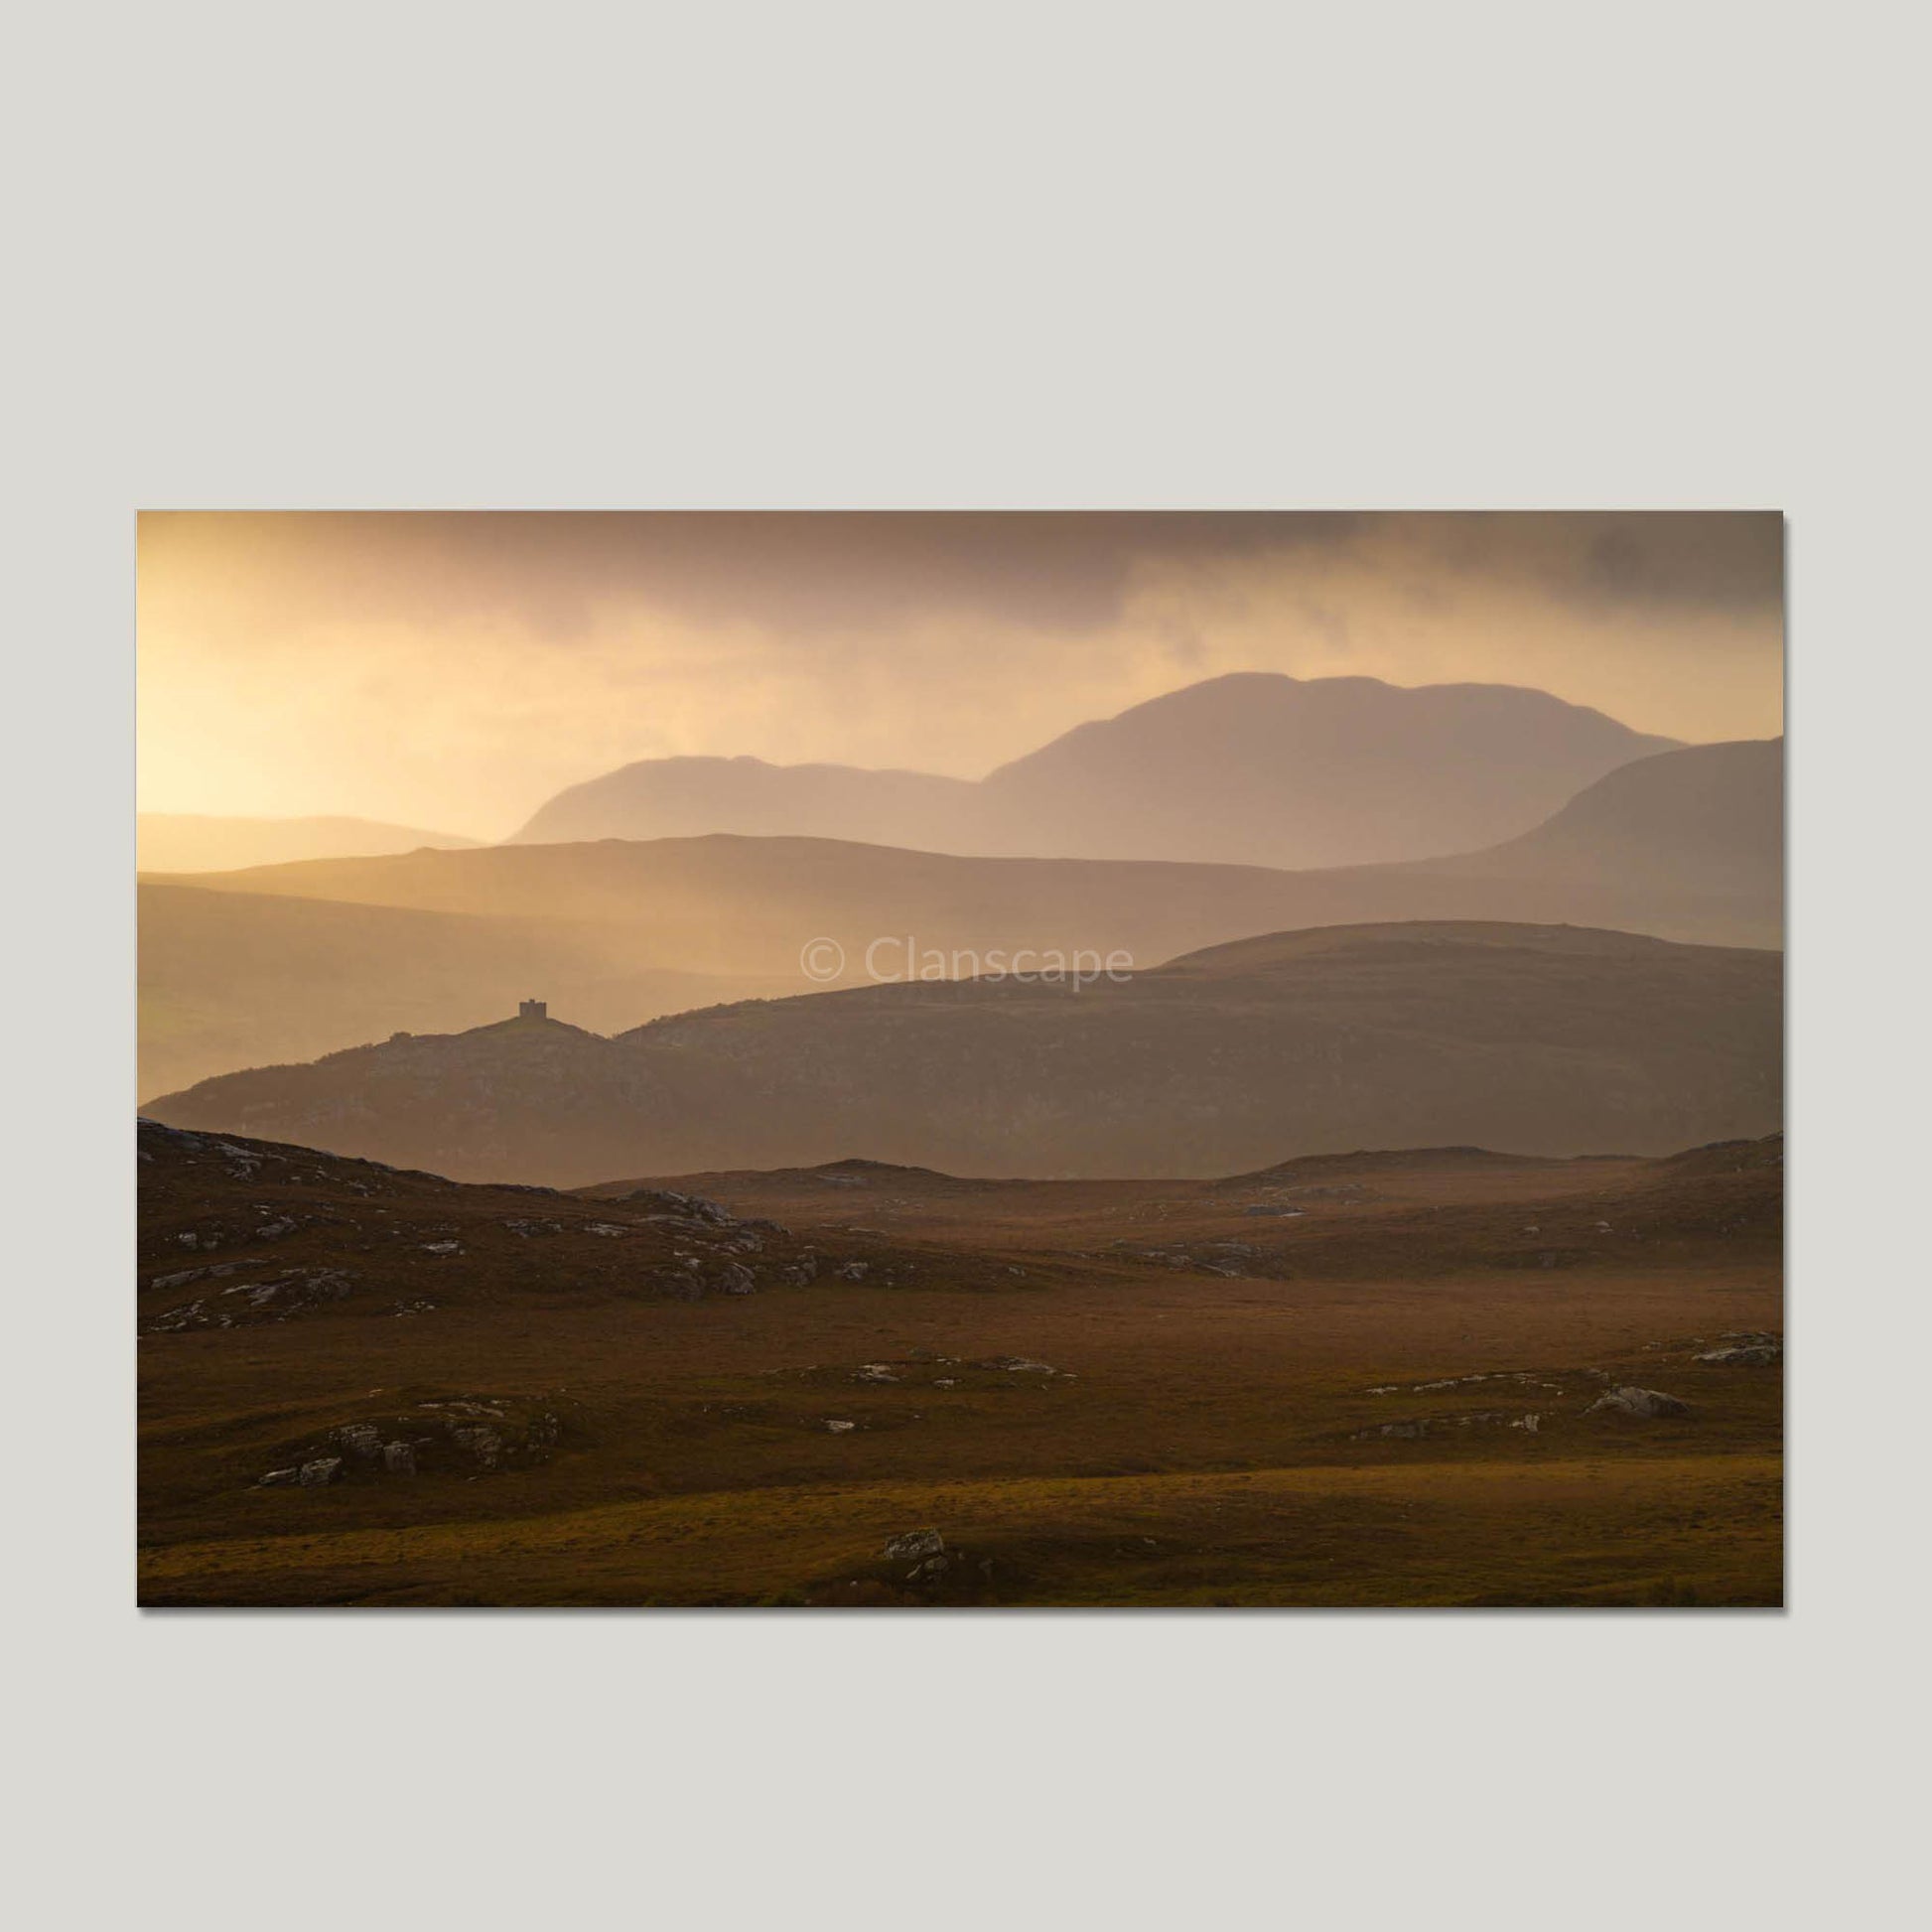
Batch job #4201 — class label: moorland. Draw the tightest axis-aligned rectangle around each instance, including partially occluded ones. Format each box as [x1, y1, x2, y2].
[138, 667, 1784, 1608]
[139, 1122, 1781, 1606]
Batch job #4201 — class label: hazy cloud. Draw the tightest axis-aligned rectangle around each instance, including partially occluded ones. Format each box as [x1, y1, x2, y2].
[137, 511, 1783, 837]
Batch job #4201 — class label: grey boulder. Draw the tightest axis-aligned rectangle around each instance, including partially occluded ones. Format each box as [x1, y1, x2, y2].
[1586, 1386, 1692, 1420]
[1694, 1342, 1780, 1366]
[883, 1529, 945, 1562]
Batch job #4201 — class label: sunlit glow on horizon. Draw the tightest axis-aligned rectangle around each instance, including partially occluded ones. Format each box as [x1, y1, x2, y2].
[137, 511, 1784, 840]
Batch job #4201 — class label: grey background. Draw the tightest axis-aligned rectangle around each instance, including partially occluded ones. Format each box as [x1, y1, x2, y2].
[5, 3, 1920, 1928]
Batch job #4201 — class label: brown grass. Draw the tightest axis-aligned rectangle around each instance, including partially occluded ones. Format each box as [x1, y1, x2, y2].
[139, 1136, 1782, 1606]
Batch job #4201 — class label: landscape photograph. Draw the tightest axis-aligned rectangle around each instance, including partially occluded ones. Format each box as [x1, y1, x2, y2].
[136, 509, 1785, 1608]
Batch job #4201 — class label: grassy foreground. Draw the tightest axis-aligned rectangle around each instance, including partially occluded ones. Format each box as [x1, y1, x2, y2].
[139, 1126, 1782, 1607]
[141, 1455, 1779, 1607]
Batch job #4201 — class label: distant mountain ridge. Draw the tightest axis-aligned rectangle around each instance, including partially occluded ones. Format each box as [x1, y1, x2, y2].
[1435, 736, 1782, 896]
[138, 814, 479, 873]
[138, 738, 1780, 1097]
[146, 920, 1782, 1185]
[511, 671, 1679, 869]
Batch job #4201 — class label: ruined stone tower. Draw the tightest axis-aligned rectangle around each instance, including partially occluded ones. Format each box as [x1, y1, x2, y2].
[518, 999, 547, 1021]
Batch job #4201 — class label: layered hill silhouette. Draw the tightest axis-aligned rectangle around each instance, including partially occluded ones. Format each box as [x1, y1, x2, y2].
[140, 738, 1780, 1096]
[512, 672, 1678, 868]
[137, 882, 785, 1101]
[146, 921, 1782, 1185]
[137, 813, 478, 873]
[1426, 737, 1781, 896]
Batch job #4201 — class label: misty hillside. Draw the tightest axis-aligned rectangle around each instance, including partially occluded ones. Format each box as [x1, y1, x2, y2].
[510, 672, 1678, 868]
[146, 921, 1781, 1185]
[137, 882, 788, 1101]
[150, 739, 1776, 951]
[972, 673, 1680, 866]
[140, 737, 1781, 1094]
[137, 814, 479, 873]
[1434, 737, 1782, 897]
[1378, 738, 1783, 943]
[511, 758, 976, 856]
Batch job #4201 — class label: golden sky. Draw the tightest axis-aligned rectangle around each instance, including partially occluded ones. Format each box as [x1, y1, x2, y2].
[138, 512, 1784, 839]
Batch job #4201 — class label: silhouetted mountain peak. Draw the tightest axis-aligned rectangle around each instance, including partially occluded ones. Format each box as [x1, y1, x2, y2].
[510, 672, 1678, 869]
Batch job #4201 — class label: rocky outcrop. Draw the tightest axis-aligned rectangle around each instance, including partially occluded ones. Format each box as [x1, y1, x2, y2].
[253, 1393, 582, 1490]
[1694, 1334, 1781, 1367]
[619, 1186, 737, 1225]
[139, 1121, 848, 1327]
[1585, 1386, 1692, 1420]
[148, 1266, 354, 1332]
[862, 1527, 1002, 1602]
[1354, 1411, 1542, 1441]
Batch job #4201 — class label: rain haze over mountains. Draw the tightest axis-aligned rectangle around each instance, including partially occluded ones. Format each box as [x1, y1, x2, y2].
[139, 512, 1783, 1129]
[139, 511, 1781, 840]
[136, 511, 1786, 1611]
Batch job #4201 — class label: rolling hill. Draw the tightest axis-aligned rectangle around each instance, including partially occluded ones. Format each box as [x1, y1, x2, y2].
[137, 813, 479, 872]
[145, 921, 1782, 1184]
[510, 672, 1678, 868]
[140, 738, 1780, 1094]
[137, 882, 789, 1101]
[511, 758, 977, 857]
[1433, 735, 1781, 897]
